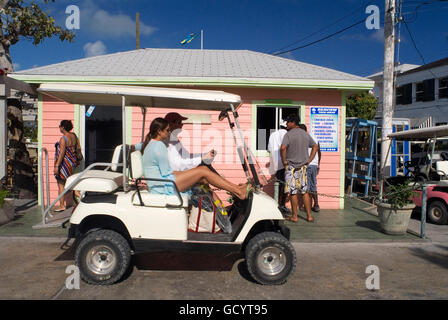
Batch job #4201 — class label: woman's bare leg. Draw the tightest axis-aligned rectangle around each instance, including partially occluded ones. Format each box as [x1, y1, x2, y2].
[173, 167, 248, 199]
[56, 182, 66, 209]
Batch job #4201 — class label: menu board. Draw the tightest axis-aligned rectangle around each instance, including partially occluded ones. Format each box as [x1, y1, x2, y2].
[310, 107, 339, 152]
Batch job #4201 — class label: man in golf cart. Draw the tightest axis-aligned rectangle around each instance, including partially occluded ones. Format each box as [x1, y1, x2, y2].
[164, 112, 216, 172]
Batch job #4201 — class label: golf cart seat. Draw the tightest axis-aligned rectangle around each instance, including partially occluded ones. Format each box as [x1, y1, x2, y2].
[436, 161, 448, 179]
[129, 150, 188, 208]
[65, 145, 124, 192]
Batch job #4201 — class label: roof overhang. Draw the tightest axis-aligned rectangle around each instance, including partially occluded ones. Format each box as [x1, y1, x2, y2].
[37, 83, 241, 111]
[388, 125, 448, 141]
[13, 74, 374, 91]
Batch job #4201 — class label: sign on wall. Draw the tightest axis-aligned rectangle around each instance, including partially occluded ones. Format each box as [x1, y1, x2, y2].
[310, 107, 339, 152]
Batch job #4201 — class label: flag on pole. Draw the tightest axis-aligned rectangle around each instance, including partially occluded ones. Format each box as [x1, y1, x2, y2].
[180, 33, 197, 45]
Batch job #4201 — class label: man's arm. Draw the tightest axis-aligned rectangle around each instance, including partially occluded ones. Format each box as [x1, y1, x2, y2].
[280, 145, 288, 168]
[307, 144, 319, 165]
[167, 142, 202, 172]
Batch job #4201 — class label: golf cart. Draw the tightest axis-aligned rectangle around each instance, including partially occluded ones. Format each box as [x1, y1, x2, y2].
[386, 125, 448, 225]
[37, 83, 295, 285]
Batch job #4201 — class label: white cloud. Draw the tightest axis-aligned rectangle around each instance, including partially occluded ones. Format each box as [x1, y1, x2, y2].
[340, 27, 384, 43]
[81, 0, 157, 38]
[83, 40, 107, 57]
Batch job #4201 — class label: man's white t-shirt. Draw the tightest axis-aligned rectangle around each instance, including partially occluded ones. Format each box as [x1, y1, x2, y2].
[308, 132, 319, 166]
[267, 128, 287, 175]
[166, 138, 202, 172]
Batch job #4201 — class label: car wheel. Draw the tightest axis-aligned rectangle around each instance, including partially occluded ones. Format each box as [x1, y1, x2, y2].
[245, 231, 296, 285]
[428, 200, 448, 225]
[75, 229, 131, 285]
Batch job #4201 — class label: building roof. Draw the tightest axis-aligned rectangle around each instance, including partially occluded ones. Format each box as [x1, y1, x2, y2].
[367, 63, 421, 80]
[14, 48, 370, 85]
[399, 57, 448, 77]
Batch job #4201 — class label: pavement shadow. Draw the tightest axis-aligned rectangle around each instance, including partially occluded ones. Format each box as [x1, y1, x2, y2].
[237, 260, 258, 284]
[14, 199, 38, 213]
[409, 244, 448, 270]
[134, 251, 244, 272]
[355, 220, 382, 232]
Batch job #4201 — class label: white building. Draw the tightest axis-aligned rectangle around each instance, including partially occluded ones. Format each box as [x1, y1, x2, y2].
[368, 57, 448, 128]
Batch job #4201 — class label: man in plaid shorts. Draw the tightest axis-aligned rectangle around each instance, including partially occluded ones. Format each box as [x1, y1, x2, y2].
[280, 114, 319, 223]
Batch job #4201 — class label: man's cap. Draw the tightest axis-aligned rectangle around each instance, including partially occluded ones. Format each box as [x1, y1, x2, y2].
[285, 114, 300, 125]
[164, 112, 188, 123]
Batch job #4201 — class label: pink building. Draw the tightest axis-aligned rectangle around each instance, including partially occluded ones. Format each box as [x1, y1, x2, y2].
[12, 49, 373, 209]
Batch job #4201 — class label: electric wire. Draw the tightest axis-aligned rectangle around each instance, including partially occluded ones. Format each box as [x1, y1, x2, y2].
[270, 0, 378, 55]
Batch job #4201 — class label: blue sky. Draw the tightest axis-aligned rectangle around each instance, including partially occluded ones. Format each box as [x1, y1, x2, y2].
[10, 0, 448, 77]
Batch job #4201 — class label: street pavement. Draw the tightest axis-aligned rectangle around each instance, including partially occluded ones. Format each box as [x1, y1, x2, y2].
[0, 237, 447, 300]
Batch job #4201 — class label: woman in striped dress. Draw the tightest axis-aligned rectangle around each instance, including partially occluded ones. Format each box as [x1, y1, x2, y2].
[53, 120, 78, 212]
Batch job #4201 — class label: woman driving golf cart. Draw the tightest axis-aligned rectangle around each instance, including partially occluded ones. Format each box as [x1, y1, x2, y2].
[135, 117, 253, 199]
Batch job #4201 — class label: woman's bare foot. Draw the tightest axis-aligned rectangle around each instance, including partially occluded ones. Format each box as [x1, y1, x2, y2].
[235, 184, 252, 200]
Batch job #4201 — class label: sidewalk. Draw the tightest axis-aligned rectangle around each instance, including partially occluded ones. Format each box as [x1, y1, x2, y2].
[0, 198, 434, 242]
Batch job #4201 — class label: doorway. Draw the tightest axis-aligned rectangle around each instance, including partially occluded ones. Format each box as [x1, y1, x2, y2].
[84, 105, 122, 167]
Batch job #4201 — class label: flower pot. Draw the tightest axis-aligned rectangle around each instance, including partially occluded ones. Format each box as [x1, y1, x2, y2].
[377, 202, 415, 235]
[0, 198, 15, 226]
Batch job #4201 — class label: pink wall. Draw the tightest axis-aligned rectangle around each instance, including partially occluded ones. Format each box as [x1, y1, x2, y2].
[41, 87, 343, 209]
[131, 87, 343, 209]
[41, 95, 75, 205]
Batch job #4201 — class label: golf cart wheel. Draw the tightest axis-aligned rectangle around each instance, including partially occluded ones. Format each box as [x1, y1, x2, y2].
[75, 229, 131, 285]
[245, 232, 296, 285]
[428, 200, 448, 225]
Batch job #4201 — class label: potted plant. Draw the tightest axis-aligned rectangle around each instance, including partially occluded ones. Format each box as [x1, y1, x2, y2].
[377, 181, 416, 235]
[0, 188, 15, 225]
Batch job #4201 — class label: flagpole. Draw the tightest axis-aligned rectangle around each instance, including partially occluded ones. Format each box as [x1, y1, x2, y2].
[201, 30, 203, 50]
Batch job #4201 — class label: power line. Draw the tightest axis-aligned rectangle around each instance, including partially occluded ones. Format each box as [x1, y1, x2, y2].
[273, 19, 366, 56]
[401, 16, 441, 79]
[270, 0, 377, 55]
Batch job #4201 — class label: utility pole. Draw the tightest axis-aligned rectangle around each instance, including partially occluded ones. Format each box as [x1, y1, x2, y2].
[136, 12, 140, 50]
[381, 0, 395, 178]
[201, 30, 203, 50]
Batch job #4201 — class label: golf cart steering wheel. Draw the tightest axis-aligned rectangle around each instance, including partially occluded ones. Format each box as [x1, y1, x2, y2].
[404, 161, 416, 175]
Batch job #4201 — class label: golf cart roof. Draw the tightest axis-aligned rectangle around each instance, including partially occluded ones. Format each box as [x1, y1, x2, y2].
[37, 83, 241, 111]
[388, 125, 448, 141]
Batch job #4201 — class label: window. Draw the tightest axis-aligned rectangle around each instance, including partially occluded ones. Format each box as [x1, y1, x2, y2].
[416, 79, 435, 102]
[255, 105, 301, 151]
[439, 77, 448, 99]
[396, 83, 412, 105]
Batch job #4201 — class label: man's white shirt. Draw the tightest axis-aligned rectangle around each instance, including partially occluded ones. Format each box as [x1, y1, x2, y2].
[267, 128, 287, 175]
[166, 138, 202, 172]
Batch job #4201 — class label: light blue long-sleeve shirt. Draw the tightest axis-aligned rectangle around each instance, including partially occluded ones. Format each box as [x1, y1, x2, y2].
[136, 140, 176, 195]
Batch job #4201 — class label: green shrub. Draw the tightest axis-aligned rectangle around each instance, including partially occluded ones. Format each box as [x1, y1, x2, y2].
[0, 189, 10, 208]
[385, 181, 416, 209]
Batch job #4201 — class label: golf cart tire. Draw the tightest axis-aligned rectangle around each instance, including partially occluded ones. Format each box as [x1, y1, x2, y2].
[428, 200, 448, 225]
[75, 229, 131, 285]
[245, 231, 296, 285]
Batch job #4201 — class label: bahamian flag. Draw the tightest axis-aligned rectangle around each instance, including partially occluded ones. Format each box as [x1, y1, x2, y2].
[180, 33, 197, 45]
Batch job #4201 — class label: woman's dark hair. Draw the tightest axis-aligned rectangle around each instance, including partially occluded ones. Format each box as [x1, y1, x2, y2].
[59, 120, 73, 132]
[141, 117, 169, 154]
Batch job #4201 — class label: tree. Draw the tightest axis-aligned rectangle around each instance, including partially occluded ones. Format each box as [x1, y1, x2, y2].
[0, 0, 75, 71]
[346, 91, 378, 120]
[0, 0, 75, 198]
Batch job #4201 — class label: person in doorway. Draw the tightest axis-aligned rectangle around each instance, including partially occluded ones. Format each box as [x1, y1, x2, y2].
[298, 124, 321, 212]
[135, 117, 252, 199]
[53, 120, 79, 212]
[280, 114, 318, 223]
[268, 118, 290, 215]
[164, 112, 216, 172]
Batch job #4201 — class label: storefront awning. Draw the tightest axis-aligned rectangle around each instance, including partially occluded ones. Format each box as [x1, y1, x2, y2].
[37, 83, 241, 111]
[388, 125, 448, 141]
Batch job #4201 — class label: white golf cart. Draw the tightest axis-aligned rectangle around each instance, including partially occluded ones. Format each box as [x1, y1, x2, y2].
[37, 83, 295, 285]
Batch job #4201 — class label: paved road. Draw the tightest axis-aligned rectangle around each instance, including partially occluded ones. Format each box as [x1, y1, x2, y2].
[0, 237, 447, 300]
